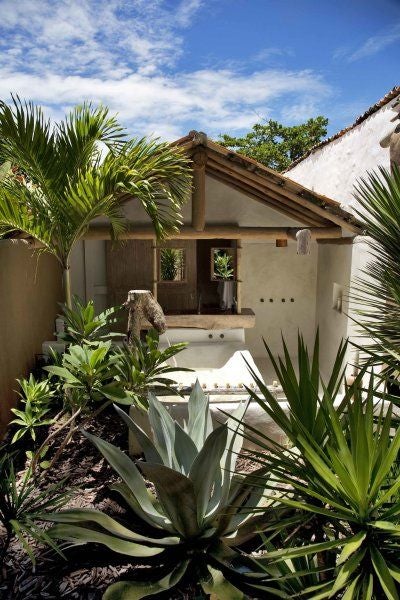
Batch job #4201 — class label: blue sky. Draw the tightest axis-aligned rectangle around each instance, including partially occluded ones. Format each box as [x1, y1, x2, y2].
[0, 0, 399, 140]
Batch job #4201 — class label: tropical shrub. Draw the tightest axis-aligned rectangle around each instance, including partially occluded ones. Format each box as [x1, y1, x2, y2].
[0, 449, 69, 564]
[247, 335, 400, 599]
[113, 328, 191, 409]
[30, 341, 131, 472]
[59, 296, 123, 345]
[10, 375, 56, 444]
[45, 341, 130, 411]
[43, 384, 285, 599]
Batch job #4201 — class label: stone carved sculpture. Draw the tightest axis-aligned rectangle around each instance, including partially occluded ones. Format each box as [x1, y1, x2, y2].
[124, 290, 166, 344]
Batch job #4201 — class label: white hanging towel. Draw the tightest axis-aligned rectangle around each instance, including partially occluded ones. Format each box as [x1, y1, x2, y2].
[217, 280, 235, 310]
[296, 229, 311, 255]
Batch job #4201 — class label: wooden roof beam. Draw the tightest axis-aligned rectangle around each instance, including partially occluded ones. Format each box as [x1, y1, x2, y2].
[84, 224, 342, 241]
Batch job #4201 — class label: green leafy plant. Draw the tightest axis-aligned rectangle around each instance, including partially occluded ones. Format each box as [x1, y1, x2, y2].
[10, 375, 56, 444]
[160, 248, 184, 281]
[59, 296, 123, 345]
[352, 166, 400, 384]
[244, 331, 348, 448]
[213, 250, 234, 280]
[113, 328, 191, 409]
[44, 384, 285, 599]
[0, 450, 69, 564]
[0, 98, 191, 307]
[246, 335, 400, 599]
[32, 342, 130, 472]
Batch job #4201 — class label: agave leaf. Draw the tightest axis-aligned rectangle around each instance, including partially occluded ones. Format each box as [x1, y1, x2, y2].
[139, 462, 199, 538]
[189, 424, 228, 522]
[48, 524, 163, 557]
[188, 380, 212, 449]
[174, 421, 198, 474]
[113, 404, 163, 464]
[103, 560, 189, 599]
[41, 508, 179, 546]
[82, 431, 169, 529]
[148, 393, 176, 466]
[201, 565, 244, 599]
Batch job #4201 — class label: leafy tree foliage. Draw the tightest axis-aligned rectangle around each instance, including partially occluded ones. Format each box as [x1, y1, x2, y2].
[218, 116, 328, 171]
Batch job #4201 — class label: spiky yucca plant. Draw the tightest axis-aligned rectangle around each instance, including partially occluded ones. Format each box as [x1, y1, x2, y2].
[246, 334, 400, 599]
[43, 383, 284, 599]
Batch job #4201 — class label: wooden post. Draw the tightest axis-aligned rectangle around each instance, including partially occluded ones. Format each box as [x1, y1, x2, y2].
[236, 240, 242, 314]
[192, 150, 207, 232]
[152, 240, 158, 301]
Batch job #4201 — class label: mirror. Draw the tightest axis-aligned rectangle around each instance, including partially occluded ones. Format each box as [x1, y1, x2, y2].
[211, 248, 236, 281]
[159, 248, 186, 282]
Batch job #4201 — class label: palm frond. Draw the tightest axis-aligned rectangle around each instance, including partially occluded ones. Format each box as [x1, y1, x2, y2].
[352, 165, 400, 378]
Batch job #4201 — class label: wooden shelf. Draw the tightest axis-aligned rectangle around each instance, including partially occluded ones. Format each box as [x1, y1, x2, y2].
[142, 308, 255, 330]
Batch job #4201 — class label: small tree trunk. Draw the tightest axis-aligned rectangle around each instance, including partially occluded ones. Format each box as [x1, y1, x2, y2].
[124, 290, 166, 343]
[63, 265, 72, 309]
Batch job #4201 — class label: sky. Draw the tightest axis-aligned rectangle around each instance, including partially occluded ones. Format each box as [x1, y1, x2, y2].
[0, 0, 399, 141]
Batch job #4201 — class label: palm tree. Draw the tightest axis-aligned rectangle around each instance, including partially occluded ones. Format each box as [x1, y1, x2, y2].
[0, 98, 191, 307]
[352, 165, 400, 382]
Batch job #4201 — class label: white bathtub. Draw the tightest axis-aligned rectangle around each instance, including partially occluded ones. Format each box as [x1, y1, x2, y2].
[129, 328, 288, 453]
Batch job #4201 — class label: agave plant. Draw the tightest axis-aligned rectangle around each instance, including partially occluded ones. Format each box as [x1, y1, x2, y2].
[247, 335, 400, 599]
[59, 296, 123, 345]
[113, 328, 191, 409]
[44, 384, 286, 598]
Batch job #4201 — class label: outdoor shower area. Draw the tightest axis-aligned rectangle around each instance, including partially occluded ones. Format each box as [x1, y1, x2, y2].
[64, 131, 363, 386]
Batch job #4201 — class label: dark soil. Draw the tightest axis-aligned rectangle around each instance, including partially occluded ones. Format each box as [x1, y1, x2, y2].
[0, 408, 258, 600]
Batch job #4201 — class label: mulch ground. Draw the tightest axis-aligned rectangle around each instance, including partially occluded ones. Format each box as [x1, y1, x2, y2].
[0, 407, 258, 599]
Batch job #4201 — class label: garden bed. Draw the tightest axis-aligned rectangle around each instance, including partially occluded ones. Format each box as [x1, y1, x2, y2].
[0, 407, 257, 600]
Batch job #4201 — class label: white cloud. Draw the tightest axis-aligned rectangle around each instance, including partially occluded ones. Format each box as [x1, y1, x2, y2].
[0, 0, 332, 139]
[0, 68, 331, 139]
[335, 22, 400, 62]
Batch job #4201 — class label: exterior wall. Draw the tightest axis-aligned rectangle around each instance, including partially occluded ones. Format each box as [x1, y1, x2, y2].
[315, 244, 352, 381]
[0, 242, 63, 434]
[286, 95, 399, 371]
[241, 241, 318, 378]
[287, 98, 397, 211]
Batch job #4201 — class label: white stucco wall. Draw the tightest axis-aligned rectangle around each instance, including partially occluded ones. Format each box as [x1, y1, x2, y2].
[315, 244, 352, 380]
[286, 94, 399, 370]
[287, 97, 398, 211]
[242, 242, 318, 375]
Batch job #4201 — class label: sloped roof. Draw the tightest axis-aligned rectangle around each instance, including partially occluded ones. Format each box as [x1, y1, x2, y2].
[286, 86, 400, 171]
[175, 130, 362, 233]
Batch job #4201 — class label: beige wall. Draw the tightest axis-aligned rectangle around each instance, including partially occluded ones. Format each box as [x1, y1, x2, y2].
[0, 242, 63, 435]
